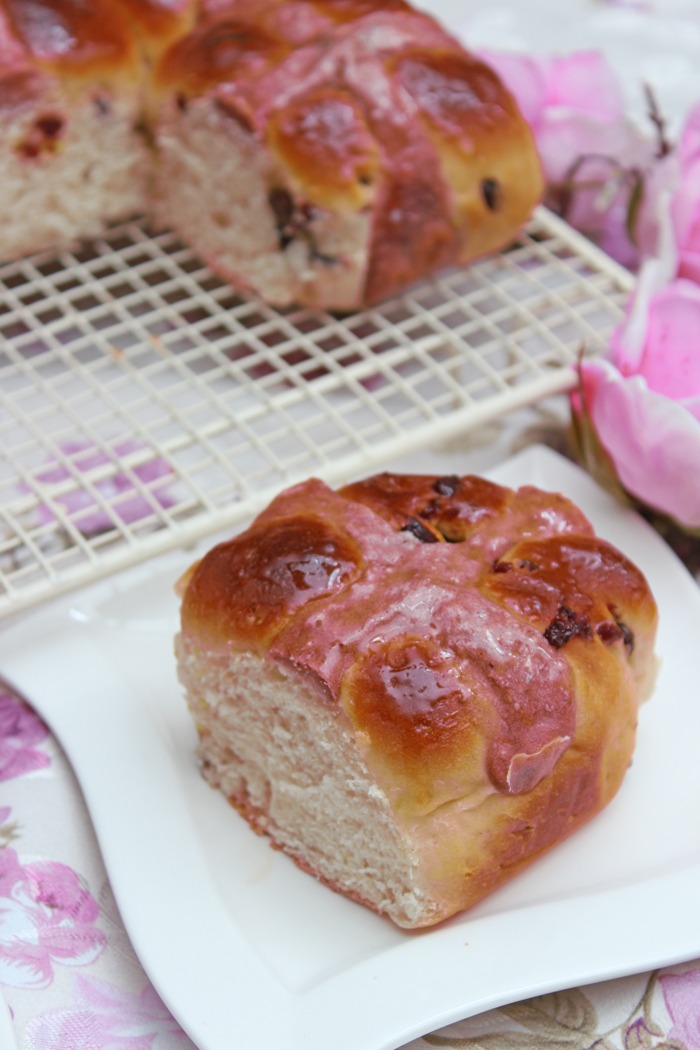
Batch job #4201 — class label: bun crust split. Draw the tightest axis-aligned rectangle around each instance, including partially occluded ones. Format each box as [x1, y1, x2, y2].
[0, 0, 543, 309]
[175, 470, 658, 928]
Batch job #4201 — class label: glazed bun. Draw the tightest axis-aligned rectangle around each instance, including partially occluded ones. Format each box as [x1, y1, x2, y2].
[0, 0, 543, 309]
[175, 469, 658, 928]
[0, 0, 149, 260]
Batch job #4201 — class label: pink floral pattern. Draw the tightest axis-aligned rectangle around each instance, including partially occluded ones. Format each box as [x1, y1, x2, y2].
[0, 689, 50, 782]
[0, 678, 194, 1045]
[24, 975, 192, 1050]
[0, 846, 106, 990]
[661, 966, 700, 1049]
[405, 965, 700, 1048]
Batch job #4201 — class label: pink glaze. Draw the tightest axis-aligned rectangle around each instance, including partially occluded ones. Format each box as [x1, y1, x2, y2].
[259, 478, 578, 797]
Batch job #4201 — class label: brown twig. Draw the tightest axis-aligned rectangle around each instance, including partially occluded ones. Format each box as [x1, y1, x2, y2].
[644, 83, 673, 158]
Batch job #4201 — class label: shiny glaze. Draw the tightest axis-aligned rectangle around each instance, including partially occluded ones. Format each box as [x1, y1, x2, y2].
[267, 86, 379, 209]
[340, 471, 510, 540]
[395, 50, 508, 139]
[329, 584, 576, 807]
[181, 512, 362, 650]
[270, 555, 578, 803]
[484, 534, 652, 642]
[117, 0, 196, 33]
[156, 16, 286, 97]
[0, 6, 28, 66]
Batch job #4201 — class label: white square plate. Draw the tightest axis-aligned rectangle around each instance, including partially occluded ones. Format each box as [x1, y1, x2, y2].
[4, 446, 699, 1050]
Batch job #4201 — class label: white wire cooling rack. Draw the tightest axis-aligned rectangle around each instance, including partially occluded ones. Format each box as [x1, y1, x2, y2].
[0, 206, 634, 619]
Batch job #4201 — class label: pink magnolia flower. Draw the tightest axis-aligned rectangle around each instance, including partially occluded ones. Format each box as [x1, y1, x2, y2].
[0, 848, 106, 989]
[660, 965, 700, 1048]
[0, 688, 50, 781]
[574, 276, 700, 531]
[26, 440, 176, 535]
[637, 102, 700, 281]
[25, 975, 194, 1050]
[477, 48, 653, 268]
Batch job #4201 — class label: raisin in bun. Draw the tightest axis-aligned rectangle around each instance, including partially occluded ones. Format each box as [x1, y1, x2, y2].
[0, 0, 543, 309]
[175, 470, 658, 929]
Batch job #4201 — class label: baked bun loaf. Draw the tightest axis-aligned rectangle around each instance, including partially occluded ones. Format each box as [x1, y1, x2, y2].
[151, 1, 544, 308]
[0, 0, 150, 260]
[0, 0, 543, 309]
[175, 469, 658, 928]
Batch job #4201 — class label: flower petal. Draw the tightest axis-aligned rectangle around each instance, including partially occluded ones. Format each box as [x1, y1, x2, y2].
[635, 279, 700, 399]
[611, 256, 680, 371]
[24, 861, 96, 917]
[671, 156, 700, 283]
[0, 691, 51, 781]
[0, 898, 52, 990]
[545, 51, 625, 120]
[583, 359, 700, 529]
[679, 102, 700, 165]
[475, 48, 549, 128]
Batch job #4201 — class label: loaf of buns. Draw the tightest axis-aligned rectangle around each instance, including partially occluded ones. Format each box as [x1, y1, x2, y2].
[0, 0, 543, 308]
[175, 469, 658, 928]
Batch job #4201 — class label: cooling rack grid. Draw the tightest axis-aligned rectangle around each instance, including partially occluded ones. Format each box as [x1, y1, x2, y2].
[0, 206, 634, 619]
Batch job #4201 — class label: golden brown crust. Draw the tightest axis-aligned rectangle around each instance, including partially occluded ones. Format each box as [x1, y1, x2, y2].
[0, 0, 138, 82]
[339, 471, 514, 540]
[266, 86, 379, 212]
[0, 0, 200, 74]
[152, 13, 288, 98]
[372, 45, 544, 281]
[181, 510, 363, 651]
[113, 0, 198, 41]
